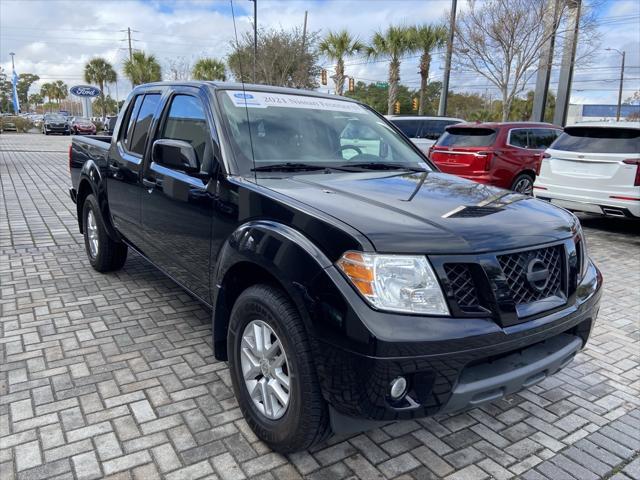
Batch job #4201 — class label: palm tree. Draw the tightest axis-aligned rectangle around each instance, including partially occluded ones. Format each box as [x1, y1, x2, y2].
[319, 30, 364, 95]
[40, 83, 54, 111]
[123, 51, 162, 87]
[84, 57, 117, 119]
[411, 24, 447, 115]
[367, 26, 415, 115]
[192, 58, 226, 81]
[52, 80, 68, 105]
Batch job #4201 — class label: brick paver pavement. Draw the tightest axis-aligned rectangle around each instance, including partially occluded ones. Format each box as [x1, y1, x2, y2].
[1, 133, 639, 480]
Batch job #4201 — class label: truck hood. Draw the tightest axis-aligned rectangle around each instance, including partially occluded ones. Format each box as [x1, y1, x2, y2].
[259, 171, 576, 254]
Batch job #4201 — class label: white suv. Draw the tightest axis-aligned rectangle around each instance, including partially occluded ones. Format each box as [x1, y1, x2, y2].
[534, 122, 640, 218]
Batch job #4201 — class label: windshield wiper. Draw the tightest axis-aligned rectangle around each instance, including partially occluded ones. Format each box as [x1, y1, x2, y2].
[341, 162, 428, 172]
[251, 162, 327, 172]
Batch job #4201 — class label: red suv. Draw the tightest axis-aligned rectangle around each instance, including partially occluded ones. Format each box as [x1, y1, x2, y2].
[428, 122, 562, 194]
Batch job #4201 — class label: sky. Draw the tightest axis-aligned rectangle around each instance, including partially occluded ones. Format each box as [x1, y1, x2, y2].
[0, 0, 639, 108]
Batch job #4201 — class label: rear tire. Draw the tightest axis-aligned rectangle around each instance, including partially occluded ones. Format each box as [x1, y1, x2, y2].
[228, 284, 330, 453]
[511, 173, 534, 195]
[82, 194, 127, 272]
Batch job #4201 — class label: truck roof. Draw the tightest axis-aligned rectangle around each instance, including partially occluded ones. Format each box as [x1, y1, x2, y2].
[133, 81, 362, 104]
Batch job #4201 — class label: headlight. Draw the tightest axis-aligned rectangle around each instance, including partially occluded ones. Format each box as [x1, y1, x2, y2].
[336, 251, 450, 315]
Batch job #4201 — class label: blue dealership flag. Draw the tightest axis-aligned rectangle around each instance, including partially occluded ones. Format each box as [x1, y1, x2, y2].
[11, 69, 20, 113]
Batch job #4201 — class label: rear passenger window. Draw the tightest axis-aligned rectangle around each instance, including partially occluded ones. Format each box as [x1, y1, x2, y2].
[509, 129, 529, 148]
[129, 94, 161, 155]
[392, 120, 422, 138]
[530, 129, 560, 149]
[160, 95, 210, 166]
[122, 95, 143, 149]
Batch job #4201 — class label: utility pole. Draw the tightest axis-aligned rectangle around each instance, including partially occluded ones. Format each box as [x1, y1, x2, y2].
[301, 10, 308, 53]
[553, 0, 581, 126]
[607, 48, 626, 121]
[127, 27, 133, 62]
[531, 0, 560, 122]
[249, 0, 257, 83]
[438, 0, 457, 116]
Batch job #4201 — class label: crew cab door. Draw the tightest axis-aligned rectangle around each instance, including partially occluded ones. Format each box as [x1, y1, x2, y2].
[140, 89, 218, 302]
[107, 92, 162, 248]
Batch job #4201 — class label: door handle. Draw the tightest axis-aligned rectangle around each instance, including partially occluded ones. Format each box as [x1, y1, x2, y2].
[142, 178, 156, 190]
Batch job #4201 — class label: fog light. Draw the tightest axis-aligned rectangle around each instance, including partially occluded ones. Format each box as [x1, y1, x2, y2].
[389, 377, 407, 400]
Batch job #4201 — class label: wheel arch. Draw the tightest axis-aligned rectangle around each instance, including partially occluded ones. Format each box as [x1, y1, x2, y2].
[211, 220, 332, 361]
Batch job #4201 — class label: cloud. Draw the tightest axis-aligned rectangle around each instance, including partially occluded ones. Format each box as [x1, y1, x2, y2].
[0, 0, 638, 108]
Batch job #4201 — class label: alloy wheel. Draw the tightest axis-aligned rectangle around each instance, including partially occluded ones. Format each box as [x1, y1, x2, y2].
[86, 210, 99, 258]
[240, 319, 291, 420]
[513, 177, 534, 195]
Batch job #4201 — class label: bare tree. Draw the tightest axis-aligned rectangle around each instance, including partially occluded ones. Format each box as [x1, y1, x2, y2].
[166, 57, 192, 81]
[453, 0, 598, 121]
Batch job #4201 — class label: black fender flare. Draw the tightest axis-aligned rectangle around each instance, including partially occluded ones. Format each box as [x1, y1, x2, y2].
[76, 157, 120, 241]
[211, 220, 333, 360]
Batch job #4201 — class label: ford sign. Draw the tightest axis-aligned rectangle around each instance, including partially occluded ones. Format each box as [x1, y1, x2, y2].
[70, 85, 101, 97]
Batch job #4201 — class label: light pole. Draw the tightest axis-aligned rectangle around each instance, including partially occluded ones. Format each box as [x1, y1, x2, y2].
[606, 48, 625, 121]
[249, 0, 257, 83]
[438, 0, 457, 116]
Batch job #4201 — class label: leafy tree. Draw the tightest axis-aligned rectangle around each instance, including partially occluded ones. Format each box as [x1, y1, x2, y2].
[410, 24, 447, 115]
[510, 90, 556, 122]
[123, 51, 162, 87]
[28, 93, 44, 111]
[319, 30, 364, 95]
[366, 26, 415, 115]
[0, 68, 13, 112]
[345, 81, 421, 115]
[84, 58, 117, 119]
[228, 26, 320, 89]
[16, 73, 40, 111]
[92, 95, 119, 116]
[192, 58, 226, 81]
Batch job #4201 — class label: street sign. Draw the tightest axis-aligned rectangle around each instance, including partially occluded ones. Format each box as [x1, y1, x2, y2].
[375, 82, 388, 88]
[70, 85, 101, 97]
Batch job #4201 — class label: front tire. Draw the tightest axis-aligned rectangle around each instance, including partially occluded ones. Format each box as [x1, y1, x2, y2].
[228, 284, 330, 453]
[511, 173, 534, 195]
[82, 194, 128, 272]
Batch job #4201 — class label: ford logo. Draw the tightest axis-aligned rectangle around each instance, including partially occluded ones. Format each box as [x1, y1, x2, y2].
[234, 93, 254, 99]
[70, 85, 101, 97]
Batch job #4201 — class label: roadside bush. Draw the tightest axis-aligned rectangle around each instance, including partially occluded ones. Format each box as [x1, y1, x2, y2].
[94, 120, 105, 133]
[15, 117, 35, 133]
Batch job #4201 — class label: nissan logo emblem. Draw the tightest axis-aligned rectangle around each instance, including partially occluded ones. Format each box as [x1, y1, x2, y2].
[526, 258, 550, 292]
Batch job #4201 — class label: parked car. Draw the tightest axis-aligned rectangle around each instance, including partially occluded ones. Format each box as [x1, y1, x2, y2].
[534, 122, 640, 218]
[387, 115, 464, 153]
[0, 115, 19, 132]
[104, 115, 118, 135]
[428, 122, 562, 194]
[70, 117, 97, 135]
[69, 82, 601, 453]
[42, 113, 70, 135]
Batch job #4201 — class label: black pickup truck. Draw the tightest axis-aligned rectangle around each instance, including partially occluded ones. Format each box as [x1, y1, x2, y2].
[69, 82, 602, 453]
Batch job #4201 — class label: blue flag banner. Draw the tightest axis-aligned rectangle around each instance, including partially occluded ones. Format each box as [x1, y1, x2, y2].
[12, 69, 20, 113]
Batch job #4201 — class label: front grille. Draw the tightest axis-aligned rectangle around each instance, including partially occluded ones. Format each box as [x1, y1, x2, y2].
[444, 263, 481, 311]
[498, 245, 563, 305]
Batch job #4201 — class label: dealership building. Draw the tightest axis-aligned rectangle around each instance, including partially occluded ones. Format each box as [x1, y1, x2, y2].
[567, 103, 640, 124]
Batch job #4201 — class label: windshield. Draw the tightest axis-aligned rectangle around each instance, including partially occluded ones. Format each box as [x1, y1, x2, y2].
[46, 115, 66, 122]
[436, 127, 498, 147]
[217, 90, 429, 174]
[551, 127, 639, 154]
[75, 117, 91, 123]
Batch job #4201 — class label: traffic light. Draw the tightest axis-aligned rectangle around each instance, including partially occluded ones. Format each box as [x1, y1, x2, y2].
[412, 98, 418, 111]
[394, 101, 401, 114]
[321, 69, 327, 85]
[348, 77, 355, 93]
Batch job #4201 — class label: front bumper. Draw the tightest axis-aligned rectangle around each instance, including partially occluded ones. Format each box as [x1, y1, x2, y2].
[316, 260, 602, 427]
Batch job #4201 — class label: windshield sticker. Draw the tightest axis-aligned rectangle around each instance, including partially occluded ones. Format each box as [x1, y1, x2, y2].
[226, 90, 366, 113]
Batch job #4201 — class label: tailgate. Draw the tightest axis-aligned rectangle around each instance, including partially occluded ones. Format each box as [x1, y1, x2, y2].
[430, 148, 489, 173]
[546, 150, 639, 188]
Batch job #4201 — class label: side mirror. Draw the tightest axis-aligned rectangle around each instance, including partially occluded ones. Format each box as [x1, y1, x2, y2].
[152, 139, 199, 172]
